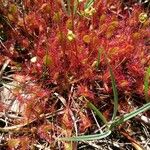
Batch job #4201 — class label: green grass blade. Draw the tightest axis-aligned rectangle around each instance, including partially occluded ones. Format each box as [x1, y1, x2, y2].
[67, 0, 71, 15]
[104, 52, 118, 121]
[59, 103, 150, 141]
[58, 130, 111, 141]
[109, 64, 118, 121]
[110, 102, 150, 129]
[144, 67, 150, 102]
[87, 102, 108, 125]
[123, 102, 150, 121]
[84, 0, 94, 9]
[73, 0, 78, 15]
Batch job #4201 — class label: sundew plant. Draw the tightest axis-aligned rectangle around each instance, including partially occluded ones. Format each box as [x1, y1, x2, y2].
[0, 0, 150, 149]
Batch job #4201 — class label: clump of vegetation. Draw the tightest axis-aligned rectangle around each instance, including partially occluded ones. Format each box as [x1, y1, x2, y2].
[0, 0, 150, 149]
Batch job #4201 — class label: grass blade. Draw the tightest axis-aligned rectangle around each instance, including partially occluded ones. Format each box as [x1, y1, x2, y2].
[104, 52, 118, 121]
[110, 102, 150, 129]
[73, 0, 78, 15]
[67, 0, 71, 15]
[84, 0, 94, 9]
[123, 102, 150, 121]
[59, 130, 111, 141]
[96, 48, 103, 69]
[59, 103, 150, 141]
[87, 101, 108, 125]
[144, 67, 150, 102]
[109, 64, 118, 121]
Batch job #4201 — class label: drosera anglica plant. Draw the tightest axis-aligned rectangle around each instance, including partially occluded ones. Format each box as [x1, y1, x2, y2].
[59, 53, 150, 141]
[0, 0, 150, 149]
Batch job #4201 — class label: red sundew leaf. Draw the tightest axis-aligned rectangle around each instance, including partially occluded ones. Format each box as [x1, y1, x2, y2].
[136, 81, 145, 96]
[132, 32, 142, 42]
[36, 90, 49, 98]
[102, 106, 113, 121]
[83, 34, 91, 44]
[20, 12, 45, 35]
[84, 68, 94, 79]
[20, 136, 31, 150]
[128, 5, 143, 27]
[118, 79, 131, 90]
[38, 124, 56, 143]
[36, 48, 46, 57]
[77, 85, 94, 99]
[116, 45, 134, 59]
[23, 98, 45, 121]
[127, 62, 144, 78]
[114, 71, 131, 90]
[102, 70, 110, 83]
[62, 108, 73, 130]
[39, 3, 51, 14]
[118, 100, 131, 114]
[79, 112, 91, 133]
[99, 23, 108, 35]
[105, 21, 119, 39]
[95, 0, 107, 13]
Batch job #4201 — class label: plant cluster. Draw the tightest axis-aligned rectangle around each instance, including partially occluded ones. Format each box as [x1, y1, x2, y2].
[0, 0, 150, 149]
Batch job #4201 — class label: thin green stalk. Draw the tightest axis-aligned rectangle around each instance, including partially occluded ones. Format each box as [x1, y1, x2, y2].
[109, 64, 118, 121]
[58, 130, 111, 141]
[110, 102, 150, 129]
[66, 0, 71, 15]
[144, 67, 150, 102]
[96, 48, 103, 69]
[87, 102, 108, 125]
[104, 52, 118, 121]
[73, 0, 79, 15]
[84, 0, 95, 9]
